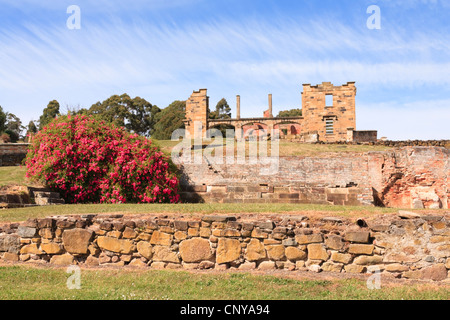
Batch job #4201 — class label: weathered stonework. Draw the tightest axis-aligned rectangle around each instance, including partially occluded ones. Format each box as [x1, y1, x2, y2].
[183, 82, 373, 143]
[302, 82, 356, 143]
[179, 146, 450, 209]
[0, 212, 449, 282]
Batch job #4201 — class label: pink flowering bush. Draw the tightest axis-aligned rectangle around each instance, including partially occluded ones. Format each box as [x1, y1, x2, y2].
[25, 115, 180, 204]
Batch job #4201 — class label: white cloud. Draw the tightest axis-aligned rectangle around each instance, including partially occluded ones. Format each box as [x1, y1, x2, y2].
[0, 10, 449, 139]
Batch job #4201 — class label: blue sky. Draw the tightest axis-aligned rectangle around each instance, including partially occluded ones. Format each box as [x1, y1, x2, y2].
[1, 0, 449, 139]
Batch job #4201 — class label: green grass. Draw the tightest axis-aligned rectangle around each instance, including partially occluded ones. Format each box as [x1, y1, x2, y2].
[0, 202, 403, 223]
[153, 139, 393, 157]
[0, 265, 448, 300]
[0, 166, 28, 187]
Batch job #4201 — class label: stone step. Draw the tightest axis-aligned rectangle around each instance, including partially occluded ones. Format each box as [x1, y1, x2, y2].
[34, 197, 65, 206]
[33, 191, 62, 199]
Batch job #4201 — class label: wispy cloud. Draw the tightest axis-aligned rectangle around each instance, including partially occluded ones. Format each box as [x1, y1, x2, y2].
[0, 2, 449, 139]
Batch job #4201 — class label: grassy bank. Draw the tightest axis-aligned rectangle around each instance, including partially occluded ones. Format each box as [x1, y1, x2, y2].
[0, 202, 402, 223]
[153, 139, 392, 157]
[0, 265, 447, 300]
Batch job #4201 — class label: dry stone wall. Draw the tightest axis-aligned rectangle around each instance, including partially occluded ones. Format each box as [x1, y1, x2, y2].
[0, 212, 449, 281]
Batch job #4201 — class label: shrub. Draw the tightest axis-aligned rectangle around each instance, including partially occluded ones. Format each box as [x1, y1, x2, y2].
[0, 133, 10, 143]
[25, 115, 180, 204]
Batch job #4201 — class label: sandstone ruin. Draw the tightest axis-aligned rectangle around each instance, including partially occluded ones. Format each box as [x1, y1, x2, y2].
[183, 82, 377, 143]
[0, 212, 448, 281]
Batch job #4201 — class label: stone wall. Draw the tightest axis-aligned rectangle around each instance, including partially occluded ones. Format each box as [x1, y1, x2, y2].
[0, 143, 29, 166]
[302, 82, 356, 142]
[351, 130, 378, 143]
[179, 147, 449, 209]
[184, 89, 209, 139]
[0, 212, 448, 281]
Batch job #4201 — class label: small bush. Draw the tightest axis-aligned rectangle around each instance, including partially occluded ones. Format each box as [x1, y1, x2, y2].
[25, 115, 180, 204]
[0, 133, 10, 143]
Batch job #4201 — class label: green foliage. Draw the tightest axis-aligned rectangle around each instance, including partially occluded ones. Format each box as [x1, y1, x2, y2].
[5, 113, 24, 142]
[39, 100, 60, 130]
[209, 98, 231, 120]
[152, 100, 186, 140]
[88, 94, 160, 137]
[0, 106, 6, 134]
[208, 98, 232, 136]
[277, 108, 302, 117]
[25, 115, 179, 204]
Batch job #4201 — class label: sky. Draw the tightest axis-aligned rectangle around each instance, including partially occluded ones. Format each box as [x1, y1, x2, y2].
[0, 0, 449, 140]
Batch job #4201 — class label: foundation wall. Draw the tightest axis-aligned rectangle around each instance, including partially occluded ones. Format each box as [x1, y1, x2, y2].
[1, 213, 448, 281]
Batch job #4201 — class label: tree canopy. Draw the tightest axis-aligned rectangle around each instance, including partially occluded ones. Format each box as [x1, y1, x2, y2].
[0, 106, 7, 134]
[151, 100, 186, 140]
[39, 100, 61, 130]
[87, 94, 160, 137]
[209, 98, 231, 120]
[277, 108, 302, 118]
[5, 113, 24, 142]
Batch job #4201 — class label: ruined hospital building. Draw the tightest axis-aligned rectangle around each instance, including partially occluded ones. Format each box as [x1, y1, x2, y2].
[179, 82, 449, 210]
[183, 82, 377, 143]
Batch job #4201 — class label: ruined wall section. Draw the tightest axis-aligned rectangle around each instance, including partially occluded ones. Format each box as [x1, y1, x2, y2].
[179, 147, 449, 209]
[184, 89, 209, 139]
[0, 143, 29, 166]
[0, 213, 448, 281]
[378, 147, 449, 209]
[302, 82, 356, 142]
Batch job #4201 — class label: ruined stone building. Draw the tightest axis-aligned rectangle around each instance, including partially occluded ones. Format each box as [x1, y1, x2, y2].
[183, 82, 377, 143]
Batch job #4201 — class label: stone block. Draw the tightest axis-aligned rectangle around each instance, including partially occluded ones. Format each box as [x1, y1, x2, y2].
[50, 253, 74, 266]
[325, 235, 344, 250]
[251, 228, 269, 239]
[384, 263, 409, 272]
[85, 255, 99, 266]
[344, 264, 367, 273]
[285, 247, 307, 261]
[245, 239, 266, 261]
[0, 234, 20, 253]
[239, 261, 256, 270]
[153, 246, 180, 263]
[353, 255, 383, 265]
[344, 231, 370, 243]
[321, 261, 343, 273]
[136, 241, 153, 260]
[348, 244, 374, 255]
[3, 252, 19, 261]
[174, 220, 188, 231]
[216, 238, 241, 264]
[295, 233, 323, 245]
[41, 242, 63, 255]
[128, 259, 148, 268]
[307, 244, 329, 261]
[179, 238, 213, 263]
[62, 228, 93, 254]
[331, 252, 352, 264]
[17, 226, 36, 238]
[258, 261, 276, 270]
[97, 236, 135, 254]
[20, 243, 42, 255]
[122, 227, 138, 239]
[150, 231, 172, 246]
[265, 245, 285, 261]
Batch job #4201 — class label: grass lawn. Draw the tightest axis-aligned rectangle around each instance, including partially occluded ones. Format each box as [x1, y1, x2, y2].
[0, 166, 28, 187]
[0, 202, 403, 223]
[0, 265, 448, 300]
[153, 139, 393, 157]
